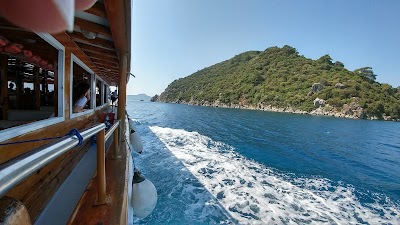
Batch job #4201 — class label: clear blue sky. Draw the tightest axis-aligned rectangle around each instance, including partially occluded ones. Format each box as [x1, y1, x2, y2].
[128, 0, 400, 96]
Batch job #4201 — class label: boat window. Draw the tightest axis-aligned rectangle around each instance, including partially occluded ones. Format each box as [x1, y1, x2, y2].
[70, 54, 94, 117]
[96, 78, 103, 107]
[0, 28, 65, 142]
[104, 83, 109, 105]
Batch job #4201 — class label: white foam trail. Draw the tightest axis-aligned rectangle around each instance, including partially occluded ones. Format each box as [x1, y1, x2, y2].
[150, 126, 400, 225]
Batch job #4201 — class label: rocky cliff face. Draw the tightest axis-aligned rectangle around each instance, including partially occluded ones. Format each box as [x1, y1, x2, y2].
[155, 96, 399, 121]
[310, 97, 365, 119]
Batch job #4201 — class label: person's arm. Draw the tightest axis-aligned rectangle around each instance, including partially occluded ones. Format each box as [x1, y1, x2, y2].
[85, 90, 91, 101]
[73, 96, 88, 113]
[73, 105, 84, 113]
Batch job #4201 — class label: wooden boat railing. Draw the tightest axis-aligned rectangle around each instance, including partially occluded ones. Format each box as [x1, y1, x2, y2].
[0, 120, 121, 206]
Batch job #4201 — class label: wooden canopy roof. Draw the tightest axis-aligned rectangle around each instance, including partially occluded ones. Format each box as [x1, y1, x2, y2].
[0, 1, 131, 86]
[56, 0, 132, 85]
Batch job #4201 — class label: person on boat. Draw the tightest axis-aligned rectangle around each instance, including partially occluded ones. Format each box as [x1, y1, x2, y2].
[73, 82, 90, 113]
[8, 83, 15, 93]
[111, 90, 118, 105]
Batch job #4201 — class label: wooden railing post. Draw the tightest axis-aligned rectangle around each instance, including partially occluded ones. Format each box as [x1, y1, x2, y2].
[117, 52, 127, 137]
[113, 125, 120, 159]
[95, 128, 106, 205]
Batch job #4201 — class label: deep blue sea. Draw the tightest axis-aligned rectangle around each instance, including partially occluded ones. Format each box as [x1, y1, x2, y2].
[126, 99, 400, 225]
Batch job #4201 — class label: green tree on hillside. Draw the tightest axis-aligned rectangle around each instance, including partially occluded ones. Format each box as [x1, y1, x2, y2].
[354, 67, 377, 81]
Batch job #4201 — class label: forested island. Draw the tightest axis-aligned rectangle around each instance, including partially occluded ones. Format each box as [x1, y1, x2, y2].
[152, 46, 400, 121]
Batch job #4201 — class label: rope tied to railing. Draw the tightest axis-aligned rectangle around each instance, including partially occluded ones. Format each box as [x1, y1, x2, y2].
[0, 128, 83, 147]
[67, 128, 84, 146]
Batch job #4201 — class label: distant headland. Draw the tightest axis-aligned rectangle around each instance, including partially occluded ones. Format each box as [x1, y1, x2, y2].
[128, 94, 152, 101]
[152, 45, 400, 121]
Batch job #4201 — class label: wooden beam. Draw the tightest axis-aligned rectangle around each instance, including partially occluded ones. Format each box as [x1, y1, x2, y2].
[74, 18, 112, 38]
[77, 42, 117, 58]
[93, 65, 118, 73]
[117, 52, 127, 134]
[53, 32, 102, 76]
[105, 73, 119, 77]
[34, 67, 40, 110]
[93, 63, 118, 69]
[93, 65, 118, 72]
[95, 67, 119, 74]
[84, 2, 107, 18]
[98, 74, 118, 80]
[104, 0, 130, 53]
[53, 59, 58, 116]
[91, 58, 118, 68]
[1, 55, 8, 119]
[69, 32, 116, 50]
[41, 71, 48, 105]
[84, 51, 118, 63]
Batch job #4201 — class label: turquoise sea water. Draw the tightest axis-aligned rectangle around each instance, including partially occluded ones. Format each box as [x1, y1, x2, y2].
[127, 99, 400, 225]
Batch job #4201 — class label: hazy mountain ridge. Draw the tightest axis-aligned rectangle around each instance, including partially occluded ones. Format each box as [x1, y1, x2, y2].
[154, 45, 400, 121]
[128, 94, 152, 101]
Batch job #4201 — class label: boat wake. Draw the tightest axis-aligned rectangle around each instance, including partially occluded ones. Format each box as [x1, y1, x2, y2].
[147, 126, 400, 225]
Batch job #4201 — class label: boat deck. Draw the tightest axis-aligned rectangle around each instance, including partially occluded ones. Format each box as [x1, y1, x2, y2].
[66, 138, 129, 225]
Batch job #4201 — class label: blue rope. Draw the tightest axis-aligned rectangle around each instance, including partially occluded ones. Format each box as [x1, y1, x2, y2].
[67, 128, 83, 146]
[0, 136, 64, 146]
[0, 128, 83, 147]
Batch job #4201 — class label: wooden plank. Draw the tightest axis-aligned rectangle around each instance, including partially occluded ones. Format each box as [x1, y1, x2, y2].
[24, 141, 91, 221]
[0, 107, 100, 164]
[95, 129, 106, 205]
[67, 141, 128, 225]
[68, 32, 116, 50]
[84, 2, 107, 18]
[92, 61, 118, 70]
[77, 42, 117, 58]
[94, 65, 119, 73]
[83, 49, 117, 59]
[84, 51, 118, 63]
[113, 126, 119, 158]
[74, 18, 112, 38]
[3, 109, 111, 221]
[34, 67, 40, 110]
[90, 57, 118, 67]
[1, 55, 8, 120]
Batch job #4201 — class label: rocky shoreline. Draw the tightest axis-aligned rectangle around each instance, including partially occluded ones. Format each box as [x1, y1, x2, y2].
[156, 98, 399, 122]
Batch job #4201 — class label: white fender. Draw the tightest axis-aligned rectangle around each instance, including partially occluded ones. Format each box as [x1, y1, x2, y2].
[132, 170, 157, 218]
[128, 118, 143, 154]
